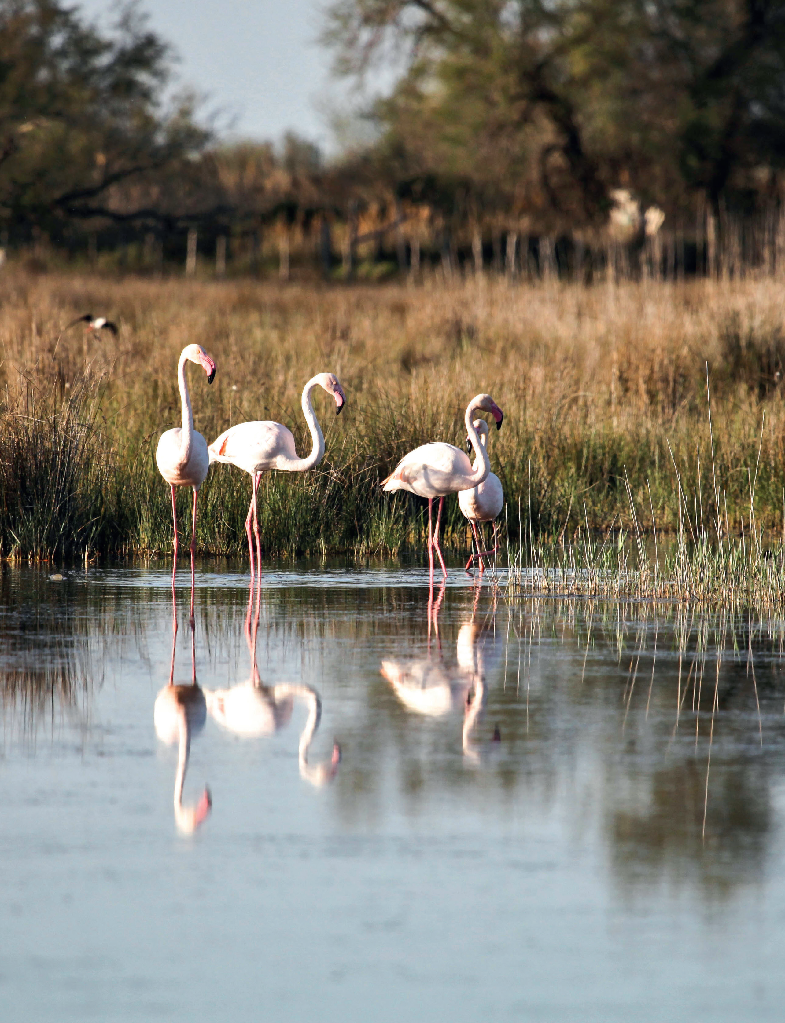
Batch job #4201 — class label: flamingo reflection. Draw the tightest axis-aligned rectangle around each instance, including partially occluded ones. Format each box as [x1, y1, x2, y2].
[204, 584, 340, 786]
[153, 611, 212, 833]
[382, 585, 501, 759]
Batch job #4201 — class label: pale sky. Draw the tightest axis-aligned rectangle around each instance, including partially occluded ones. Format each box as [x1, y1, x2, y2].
[77, 0, 341, 149]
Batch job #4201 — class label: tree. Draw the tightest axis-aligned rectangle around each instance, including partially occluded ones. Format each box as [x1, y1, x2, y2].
[0, 0, 209, 232]
[322, 0, 785, 224]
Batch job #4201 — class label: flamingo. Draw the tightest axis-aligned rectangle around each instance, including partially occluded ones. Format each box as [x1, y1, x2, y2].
[382, 393, 503, 582]
[204, 583, 340, 786]
[458, 419, 504, 573]
[156, 344, 217, 617]
[153, 612, 211, 833]
[208, 373, 346, 579]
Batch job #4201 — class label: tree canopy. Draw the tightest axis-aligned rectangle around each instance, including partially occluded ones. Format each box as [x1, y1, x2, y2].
[323, 0, 785, 225]
[0, 0, 208, 231]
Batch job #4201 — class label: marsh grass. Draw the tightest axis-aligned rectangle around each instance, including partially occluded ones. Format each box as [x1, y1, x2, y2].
[2, 268, 785, 580]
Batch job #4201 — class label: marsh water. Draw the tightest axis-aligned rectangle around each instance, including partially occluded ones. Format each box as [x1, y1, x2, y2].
[2, 561, 785, 1021]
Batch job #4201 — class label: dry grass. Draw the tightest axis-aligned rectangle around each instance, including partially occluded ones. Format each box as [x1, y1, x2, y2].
[1, 267, 785, 559]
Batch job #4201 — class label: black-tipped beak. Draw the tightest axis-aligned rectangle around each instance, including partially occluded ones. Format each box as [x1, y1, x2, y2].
[336, 396, 345, 415]
[466, 437, 472, 454]
[495, 410, 503, 431]
[207, 367, 216, 385]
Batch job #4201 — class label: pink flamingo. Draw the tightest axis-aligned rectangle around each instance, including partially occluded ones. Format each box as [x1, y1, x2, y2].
[458, 419, 504, 574]
[382, 393, 503, 582]
[156, 344, 216, 618]
[208, 373, 346, 578]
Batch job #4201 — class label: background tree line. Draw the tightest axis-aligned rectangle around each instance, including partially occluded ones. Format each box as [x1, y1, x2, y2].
[3, 0, 785, 278]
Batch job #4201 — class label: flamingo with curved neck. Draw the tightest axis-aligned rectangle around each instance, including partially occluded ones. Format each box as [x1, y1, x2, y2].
[156, 344, 217, 618]
[458, 419, 504, 574]
[208, 372, 346, 579]
[382, 393, 503, 582]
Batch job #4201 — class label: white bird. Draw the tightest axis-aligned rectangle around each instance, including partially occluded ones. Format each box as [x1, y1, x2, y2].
[382, 393, 503, 582]
[208, 373, 346, 579]
[458, 419, 504, 573]
[156, 344, 216, 615]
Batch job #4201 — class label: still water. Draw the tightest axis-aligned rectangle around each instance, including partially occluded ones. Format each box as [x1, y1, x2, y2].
[2, 562, 785, 1021]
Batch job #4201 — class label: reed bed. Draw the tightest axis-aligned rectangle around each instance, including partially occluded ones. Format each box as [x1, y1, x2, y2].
[1, 268, 785, 589]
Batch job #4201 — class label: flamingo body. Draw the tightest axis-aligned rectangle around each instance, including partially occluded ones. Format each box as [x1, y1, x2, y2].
[156, 427, 210, 488]
[458, 422, 504, 523]
[208, 420, 299, 475]
[381, 659, 460, 716]
[382, 443, 478, 499]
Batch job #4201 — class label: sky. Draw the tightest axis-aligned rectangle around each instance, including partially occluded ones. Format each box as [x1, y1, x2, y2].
[77, 0, 342, 149]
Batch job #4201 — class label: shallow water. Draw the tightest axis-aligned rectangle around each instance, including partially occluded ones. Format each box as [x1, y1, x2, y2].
[2, 562, 785, 1021]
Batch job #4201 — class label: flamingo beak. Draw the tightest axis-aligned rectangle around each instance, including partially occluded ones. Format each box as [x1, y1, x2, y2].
[202, 357, 216, 384]
[466, 436, 472, 455]
[194, 787, 212, 826]
[335, 390, 345, 415]
[492, 405, 503, 431]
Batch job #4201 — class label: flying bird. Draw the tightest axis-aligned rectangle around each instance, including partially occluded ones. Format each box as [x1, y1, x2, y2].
[382, 393, 503, 582]
[65, 313, 118, 336]
[208, 373, 346, 579]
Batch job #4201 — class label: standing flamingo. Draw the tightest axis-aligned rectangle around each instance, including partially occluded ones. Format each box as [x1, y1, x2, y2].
[458, 419, 504, 574]
[156, 344, 216, 617]
[208, 373, 346, 578]
[382, 393, 503, 582]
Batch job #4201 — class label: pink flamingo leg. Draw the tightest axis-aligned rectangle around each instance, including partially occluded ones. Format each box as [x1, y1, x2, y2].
[251, 472, 262, 581]
[432, 496, 447, 580]
[189, 487, 198, 624]
[170, 483, 179, 598]
[472, 521, 485, 576]
[245, 495, 256, 583]
[427, 497, 434, 587]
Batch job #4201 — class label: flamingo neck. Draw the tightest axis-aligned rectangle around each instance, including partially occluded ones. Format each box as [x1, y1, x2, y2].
[290, 377, 325, 471]
[178, 351, 194, 464]
[174, 710, 191, 812]
[465, 404, 491, 487]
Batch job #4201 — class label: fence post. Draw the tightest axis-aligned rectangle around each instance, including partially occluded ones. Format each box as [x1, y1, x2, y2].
[186, 228, 197, 276]
[216, 235, 227, 277]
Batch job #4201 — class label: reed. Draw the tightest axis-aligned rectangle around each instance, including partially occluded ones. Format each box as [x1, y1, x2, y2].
[1, 267, 785, 571]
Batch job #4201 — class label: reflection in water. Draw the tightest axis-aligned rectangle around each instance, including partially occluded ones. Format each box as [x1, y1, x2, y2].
[381, 582, 503, 760]
[204, 584, 340, 787]
[153, 608, 212, 833]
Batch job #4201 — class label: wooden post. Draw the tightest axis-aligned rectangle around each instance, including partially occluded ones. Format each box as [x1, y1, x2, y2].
[278, 225, 289, 281]
[186, 228, 197, 276]
[216, 235, 227, 277]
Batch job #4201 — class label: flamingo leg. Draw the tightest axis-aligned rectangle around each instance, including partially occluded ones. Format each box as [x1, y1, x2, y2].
[427, 497, 434, 588]
[432, 496, 447, 580]
[170, 483, 178, 600]
[252, 472, 262, 581]
[465, 523, 476, 573]
[471, 521, 485, 575]
[245, 493, 256, 582]
[189, 487, 198, 624]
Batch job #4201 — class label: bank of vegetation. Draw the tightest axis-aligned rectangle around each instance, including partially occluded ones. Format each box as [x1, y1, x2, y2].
[0, 271, 784, 575]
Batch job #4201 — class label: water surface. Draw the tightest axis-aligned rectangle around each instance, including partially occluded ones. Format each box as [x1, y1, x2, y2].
[2, 563, 785, 1021]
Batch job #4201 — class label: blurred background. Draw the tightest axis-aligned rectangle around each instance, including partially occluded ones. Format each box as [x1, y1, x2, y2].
[3, 0, 784, 281]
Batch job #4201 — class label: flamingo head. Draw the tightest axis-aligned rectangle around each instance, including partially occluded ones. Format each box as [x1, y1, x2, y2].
[316, 373, 346, 414]
[472, 394, 503, 430]
[176, 786, 212, 834]
[184, 344, 217, 384]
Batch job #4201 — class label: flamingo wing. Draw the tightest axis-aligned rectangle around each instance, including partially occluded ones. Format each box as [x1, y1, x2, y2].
[382, 443, 475, 497]
[209, 421, 298, 474]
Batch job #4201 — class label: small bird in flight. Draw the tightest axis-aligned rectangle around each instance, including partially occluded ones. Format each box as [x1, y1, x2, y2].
[65, 314, 118, 336]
